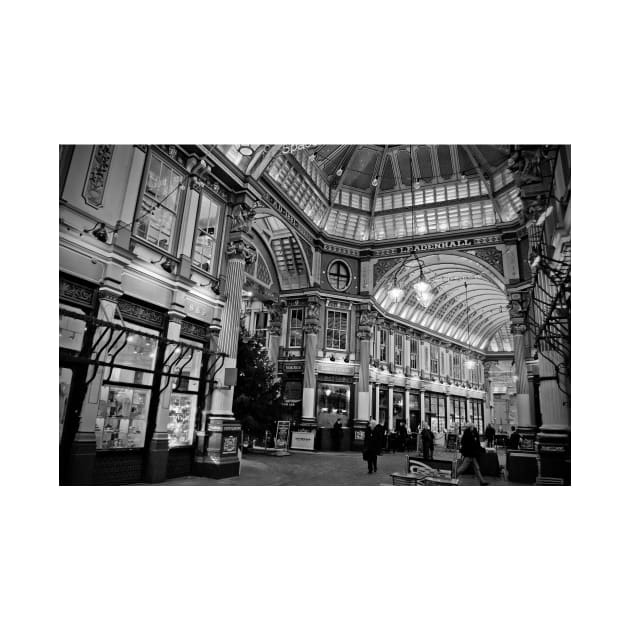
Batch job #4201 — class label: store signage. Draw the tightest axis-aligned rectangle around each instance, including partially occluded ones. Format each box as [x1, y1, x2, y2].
[283, 363, 304, 372]
[377, 235, 501, 257]
[275, 421, 291, 450]
[290, 431, 315, 451]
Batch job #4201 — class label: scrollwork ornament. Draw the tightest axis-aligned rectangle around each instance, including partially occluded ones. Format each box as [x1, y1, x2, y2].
[230, 203, 257, 234]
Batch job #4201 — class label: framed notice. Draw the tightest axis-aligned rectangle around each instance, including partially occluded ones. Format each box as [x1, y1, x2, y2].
[290, 430, 315, 451]
[446, 433, 458, 450]
[275, 420, 291, 450]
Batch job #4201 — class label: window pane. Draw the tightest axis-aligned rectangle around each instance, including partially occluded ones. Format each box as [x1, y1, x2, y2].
[95, 386, 149, 450]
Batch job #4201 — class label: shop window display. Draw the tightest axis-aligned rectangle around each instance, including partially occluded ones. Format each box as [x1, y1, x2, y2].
[95, 385, 149, 449]
[95, 323, 158, 450]
[166, 342, 203, 448]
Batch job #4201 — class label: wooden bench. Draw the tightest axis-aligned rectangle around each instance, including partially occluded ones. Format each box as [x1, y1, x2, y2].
[391, 473, 426, 485]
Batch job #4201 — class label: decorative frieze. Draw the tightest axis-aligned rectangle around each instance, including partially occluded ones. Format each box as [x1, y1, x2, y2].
[118, 299, 164, 327]
[59, 277, 95, 307]
[181, 319, 208, 341]
[468, 246, 504, 275]
[82, 145, 114, 208]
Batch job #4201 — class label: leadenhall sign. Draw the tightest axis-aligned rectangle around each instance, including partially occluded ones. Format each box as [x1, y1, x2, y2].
[377, 234, 500, 257]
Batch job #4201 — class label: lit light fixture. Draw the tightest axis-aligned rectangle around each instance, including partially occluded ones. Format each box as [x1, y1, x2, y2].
[336, 167, 343, 177]
[386, 253, 437, 308]
[372, 175, 379, 187]
[237, 145, 254, 157]
[463, 281, 476, 370]
[309, 152, 317, 162]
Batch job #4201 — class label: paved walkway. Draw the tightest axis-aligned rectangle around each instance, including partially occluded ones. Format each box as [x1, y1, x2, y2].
[154, 446, 528, 486]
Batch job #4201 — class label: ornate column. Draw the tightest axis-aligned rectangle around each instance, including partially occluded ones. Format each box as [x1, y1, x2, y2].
[404, 386, 411, 429]
[145, 310, 183, 483]
[387, 385, 394, 431]
[196, 200, 257, 479]
[511, 321, 537, 446]
[267, 300, 286, 374]
[356, 308, 376, 427]
[534, 350, 571, 480]
[374, 382, 381, 423]
[301, 297, 321, 426]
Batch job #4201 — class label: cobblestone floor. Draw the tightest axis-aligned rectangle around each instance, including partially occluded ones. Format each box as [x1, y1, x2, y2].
[153, 446, 529, 486]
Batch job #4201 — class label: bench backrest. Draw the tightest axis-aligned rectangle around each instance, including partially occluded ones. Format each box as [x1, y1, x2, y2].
[408, 456, 453, 476]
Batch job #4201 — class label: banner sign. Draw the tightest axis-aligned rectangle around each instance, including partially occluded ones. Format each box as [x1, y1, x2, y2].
[275, 421, 291, 450]
[290, 431, 315, 451]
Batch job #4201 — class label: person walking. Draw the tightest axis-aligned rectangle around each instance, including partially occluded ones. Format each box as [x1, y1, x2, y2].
[332, 418, 343, 451]
[420, 423, 435, 461]
[398, 423, 408, 452]
[362, 419, 381, 474]
[484, 423, 496, 448]
[456, 423, 488, 485]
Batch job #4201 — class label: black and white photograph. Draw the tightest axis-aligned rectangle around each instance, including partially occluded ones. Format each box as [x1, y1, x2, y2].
[59, 144, 571, 487]
[6, 2, 625, 629]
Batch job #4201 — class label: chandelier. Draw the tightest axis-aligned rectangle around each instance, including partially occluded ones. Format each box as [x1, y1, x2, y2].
[386, 253, 437, 308]
[385, 144, 437, 308]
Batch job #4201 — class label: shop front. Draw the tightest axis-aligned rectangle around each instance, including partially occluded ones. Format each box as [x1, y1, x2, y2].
[315, 376, 353, 450]
[59, 277, 219, 484]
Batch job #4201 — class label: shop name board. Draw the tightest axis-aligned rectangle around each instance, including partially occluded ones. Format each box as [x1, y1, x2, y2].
[377, 235, 501, 257]
[282, 363, 304, 372]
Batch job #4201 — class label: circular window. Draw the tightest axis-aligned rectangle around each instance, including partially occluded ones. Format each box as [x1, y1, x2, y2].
[327, 260, 351, 291]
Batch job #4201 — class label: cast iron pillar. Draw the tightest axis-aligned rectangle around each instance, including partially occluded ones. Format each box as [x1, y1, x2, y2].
[195, 199, 257, 478]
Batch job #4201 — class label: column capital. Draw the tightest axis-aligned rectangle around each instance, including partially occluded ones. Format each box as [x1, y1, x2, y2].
[304, 322, 320, 335]
[357, 308, 377, 340]
[226, 238, 256, 263]
[268, 300, 286, 336]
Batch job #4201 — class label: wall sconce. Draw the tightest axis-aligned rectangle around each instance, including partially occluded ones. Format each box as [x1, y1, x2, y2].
[329, 354, 335, 361]
[151, 256, 174, 273]
[83, 221, 108, 242]
[344, 355, 350, 363]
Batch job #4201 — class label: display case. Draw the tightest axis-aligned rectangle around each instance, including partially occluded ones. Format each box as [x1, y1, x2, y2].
[167, 393, 196, 447]
[95, 385, 150, 449]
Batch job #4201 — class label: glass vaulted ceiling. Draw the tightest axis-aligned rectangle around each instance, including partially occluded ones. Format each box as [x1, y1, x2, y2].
[265, 145, 523, 242]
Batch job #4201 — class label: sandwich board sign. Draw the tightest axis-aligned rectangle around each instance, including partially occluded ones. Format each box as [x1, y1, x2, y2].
[275, 421, 291, 450]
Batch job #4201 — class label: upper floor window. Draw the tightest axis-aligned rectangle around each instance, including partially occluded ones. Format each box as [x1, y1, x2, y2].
[394, 333, 403, 367]
[410, 339, 418, 370]
[255, 311, 268, 340]
[326, 310, 348, 350]
[430, 345, 439, 374]
[193, 191, 221, 272]
[289, 307, 304, 348]
[453, 352, 461, 380]
[134, 153, 186, 252]
[379, 329, 388, 362]
[327, 260, 351, 291]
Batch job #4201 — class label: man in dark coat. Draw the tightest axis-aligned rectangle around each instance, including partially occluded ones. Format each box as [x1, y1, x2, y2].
[332, 418, 343, 451]
[363, 420, 381, 474]
[484, 423, 496, 448]
[420, 423, 435, 460]
[455, 423, 488, 485]
[398, 423, 408, 452]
